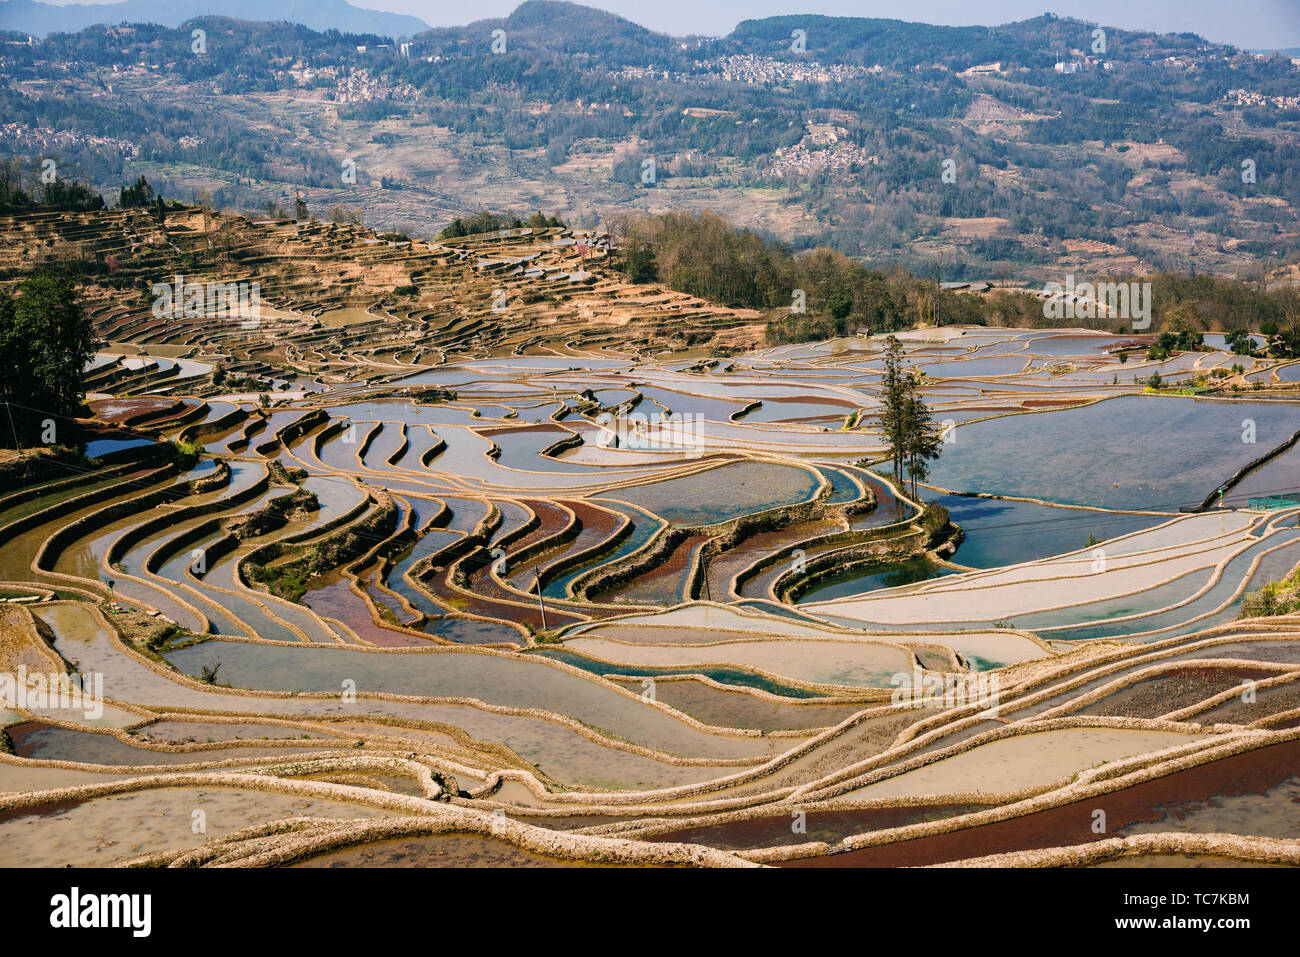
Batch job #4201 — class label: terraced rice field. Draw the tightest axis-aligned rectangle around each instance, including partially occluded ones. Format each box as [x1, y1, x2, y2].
[1, 213, 1298, 871]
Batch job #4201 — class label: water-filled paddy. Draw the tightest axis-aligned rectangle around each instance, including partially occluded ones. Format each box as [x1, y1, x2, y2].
[929, 396, 1300, 510]
[932, 494, 1168, 568]
[11, 319, 1300, 867]
[606, 676, 864, 731]
[795, 555, 948, 602]
[0, 786, 395, 866]
[613, 460, 821, 526]
[7, 722, 320, 766]
[542, 501, 662, 598]
[531, 646, 831, 698]
[162, 640, 774, 760]
[559, 635, 912, 689]
[85, 438, 156, 458]
[838, 728, 1205, 801]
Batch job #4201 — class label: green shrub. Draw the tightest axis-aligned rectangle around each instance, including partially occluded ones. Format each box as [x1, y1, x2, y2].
[1240, 572, 1299, 618]
[173, 438, 204, 469]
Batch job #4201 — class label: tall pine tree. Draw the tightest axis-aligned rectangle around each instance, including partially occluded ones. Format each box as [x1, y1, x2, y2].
[877, 335, 944, 501]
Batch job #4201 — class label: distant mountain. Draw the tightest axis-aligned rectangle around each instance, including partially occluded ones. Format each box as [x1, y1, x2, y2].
[410, 4, 1226, 71]
[728, 12, 1226, 69]
[0, 0, 428, 38]
[413, 0, 678, 63]
[1, 1, 1291, 277]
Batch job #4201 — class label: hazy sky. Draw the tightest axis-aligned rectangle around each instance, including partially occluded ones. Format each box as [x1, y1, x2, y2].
[48, 1, 1300, 49]
[378, 0, 1300, 49]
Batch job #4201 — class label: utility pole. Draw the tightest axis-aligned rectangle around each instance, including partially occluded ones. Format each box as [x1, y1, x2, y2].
[2, 395, 23, 456]
[933, 259, 942, 328]
[698, 554, 709, 626]
[534, 570, 548, 632]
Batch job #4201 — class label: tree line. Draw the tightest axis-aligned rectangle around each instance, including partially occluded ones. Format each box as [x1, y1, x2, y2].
[436, 209, 565, 239]
[0, 160, 105, 213]
[606, 209, 1300, 347]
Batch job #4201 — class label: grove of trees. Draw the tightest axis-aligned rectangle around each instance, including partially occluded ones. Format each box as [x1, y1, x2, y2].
[877, 335, 944, 501]
[0, 269, 99, 446]
[607, 209, 1300, 348]
[436, 209, 565, 239]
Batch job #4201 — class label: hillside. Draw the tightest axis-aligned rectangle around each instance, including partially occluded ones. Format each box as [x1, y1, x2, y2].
[0, 3, 1297, 280]
[0, 0, 429, 37]
[0, 206, 766, 366]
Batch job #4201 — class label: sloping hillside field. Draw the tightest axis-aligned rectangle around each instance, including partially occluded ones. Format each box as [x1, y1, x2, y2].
[2, 210, 1299, 869]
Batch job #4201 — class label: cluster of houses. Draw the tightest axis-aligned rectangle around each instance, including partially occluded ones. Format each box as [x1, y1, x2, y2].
[0, 122, 139, 159]
[705, 55, 885, 85]
[621, 56, 885, 86]
[327, 69, 420, 104]
[1054, 57, 1114, 74]
[765, 124, 878, 179]
[285, 62, 341, 86]
[1226, 88, 1300, 111]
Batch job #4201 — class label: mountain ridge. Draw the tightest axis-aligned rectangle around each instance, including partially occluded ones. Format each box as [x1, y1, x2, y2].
[0, 0, 1231, 57]
[0, 0, 429, 38]
[0, 2, 1292, 279]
